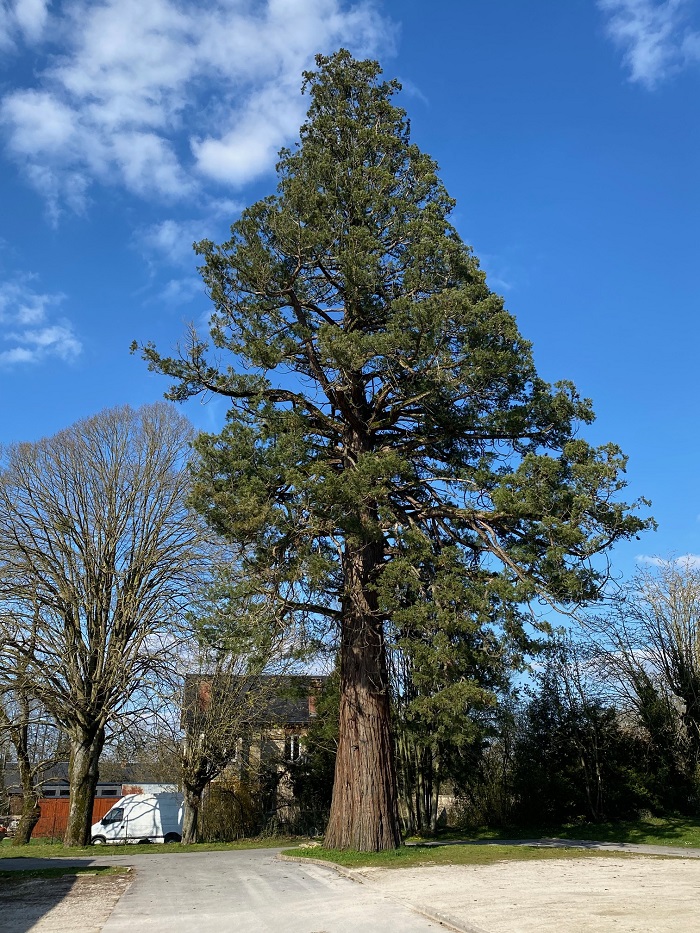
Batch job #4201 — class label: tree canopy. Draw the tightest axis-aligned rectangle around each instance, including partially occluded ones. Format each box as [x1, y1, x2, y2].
[0, 403, 207, 846]
[139, 49, 652, 850]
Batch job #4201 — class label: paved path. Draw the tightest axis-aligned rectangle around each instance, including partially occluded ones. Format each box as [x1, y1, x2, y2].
[96, 849, 445, 933]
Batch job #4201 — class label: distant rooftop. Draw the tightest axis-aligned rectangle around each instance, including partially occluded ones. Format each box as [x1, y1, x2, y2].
[1, 761, 178, 794]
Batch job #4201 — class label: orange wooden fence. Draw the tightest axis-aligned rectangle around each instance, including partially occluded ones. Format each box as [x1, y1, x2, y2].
[31, 796, 117, 839]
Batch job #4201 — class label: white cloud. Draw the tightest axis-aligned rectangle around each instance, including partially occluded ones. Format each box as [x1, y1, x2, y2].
[0, 277, 82, 365]
[136, 194, 241, 266]
[12, 0, 48, 41]
[138, 218, 218, 267]
[3, 90, 77, 152]
[160, 277, 203, 306]
[135, 199, 242, 305]
[637, 554, 700, 568]
[141, 220, 198, 265]
[598, 0, 700, 87]
[192, 80, 304, 187]
[1, 0, 394, 213]
[478, 253, 515, 293]
[0, 0, 49, 49]
[397, 77, 429, 107]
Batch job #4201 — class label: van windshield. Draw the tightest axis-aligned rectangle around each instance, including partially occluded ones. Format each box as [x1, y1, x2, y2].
[102, 807, 124, 824]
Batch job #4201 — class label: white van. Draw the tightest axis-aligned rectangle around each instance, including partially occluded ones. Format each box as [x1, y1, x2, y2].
[91, 792, 184, 845]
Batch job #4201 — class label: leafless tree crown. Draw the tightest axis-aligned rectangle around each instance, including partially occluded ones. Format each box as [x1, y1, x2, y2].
[0, 402, 209, 732]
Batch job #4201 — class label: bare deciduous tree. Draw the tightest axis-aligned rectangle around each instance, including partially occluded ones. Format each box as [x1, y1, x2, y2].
[0, 403, 209, 846]
[0, 629, 62, 845]
[165, 590, 297, 844]
[179, 660, 266, 844]
[586, 559, 700, 794]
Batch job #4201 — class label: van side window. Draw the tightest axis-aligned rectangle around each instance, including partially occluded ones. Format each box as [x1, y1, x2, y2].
[103, 807, 124, 824]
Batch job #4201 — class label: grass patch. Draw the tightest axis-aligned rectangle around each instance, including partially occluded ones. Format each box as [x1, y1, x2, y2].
[409, 817, 700, 849]
[0, 836, 307, 859]
[0, 865, 128, 882]
[552, 817, 700, 847]
[283, 843, 643, 869]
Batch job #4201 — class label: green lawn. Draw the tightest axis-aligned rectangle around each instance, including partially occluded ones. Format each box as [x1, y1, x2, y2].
[283, 843, 649, 869]
[409, 816, 700, 849]
[0, 836, 305, 859]
[4, 816, 698, 864]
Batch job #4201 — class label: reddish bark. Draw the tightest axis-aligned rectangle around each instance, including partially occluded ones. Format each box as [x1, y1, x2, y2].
[325, 538, 401, 851]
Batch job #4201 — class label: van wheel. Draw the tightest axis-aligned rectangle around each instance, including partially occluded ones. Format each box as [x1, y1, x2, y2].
[91, 836, 106, 846]
[164, 833, 181, 844]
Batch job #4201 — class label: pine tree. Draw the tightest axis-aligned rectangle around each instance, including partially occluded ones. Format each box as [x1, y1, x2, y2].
[138, 50, 652, 851]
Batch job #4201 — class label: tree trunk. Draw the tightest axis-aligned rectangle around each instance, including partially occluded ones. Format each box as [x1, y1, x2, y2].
[429, 758, 441, 834]
[64, 727, 104, 847]
[416, 749, 427, 831]
[13, 794, 41, 846]
[396, 731, 416, 835]
[10, 721, 41, 845]
[182, 784, 204, 844]
[325, 538, 401, 851]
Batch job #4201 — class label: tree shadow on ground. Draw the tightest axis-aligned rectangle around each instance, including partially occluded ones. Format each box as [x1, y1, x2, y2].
[543, 818, 700, 846]
[0, 859, 115, 933]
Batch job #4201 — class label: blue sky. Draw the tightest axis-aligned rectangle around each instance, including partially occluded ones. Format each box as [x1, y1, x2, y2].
[0, 0, 698, 582]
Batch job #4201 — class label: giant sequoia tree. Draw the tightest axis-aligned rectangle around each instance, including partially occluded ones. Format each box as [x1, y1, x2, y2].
[139, 51, 651, 851]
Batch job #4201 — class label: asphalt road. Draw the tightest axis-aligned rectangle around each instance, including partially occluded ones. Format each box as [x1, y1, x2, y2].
[94, 849, 445, 933]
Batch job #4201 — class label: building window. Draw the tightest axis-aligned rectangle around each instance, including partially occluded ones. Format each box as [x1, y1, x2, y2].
[285, 733, 301, 762]
[60, 789, 69, 796]
[99, 788, 119, 796]
[44, 789, 56, 797]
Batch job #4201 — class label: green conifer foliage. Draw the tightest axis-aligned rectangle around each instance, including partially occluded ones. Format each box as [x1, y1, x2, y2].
[138, 50, 652, 851]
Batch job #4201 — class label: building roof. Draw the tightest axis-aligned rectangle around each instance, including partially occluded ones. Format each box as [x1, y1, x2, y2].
[182, 673, 328, 731]
[1, 762, 177, 794]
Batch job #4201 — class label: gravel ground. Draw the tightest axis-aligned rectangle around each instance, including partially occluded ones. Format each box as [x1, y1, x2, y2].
[0, 871, 132, 933]
[352, 856, 700, 933]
